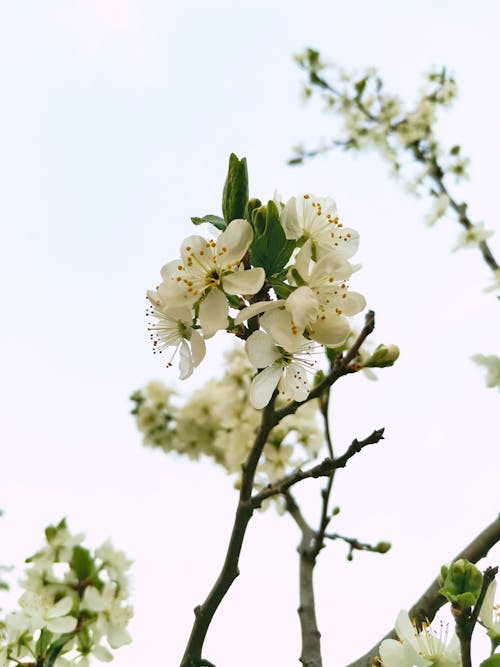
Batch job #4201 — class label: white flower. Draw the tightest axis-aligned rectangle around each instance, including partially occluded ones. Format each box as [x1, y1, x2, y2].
[245, 330, 316, 408]
[148, 219, 265, 337]
[18, 591, 77, 634]
[425, 193, 449, 227]
[479, 580, 500, 641]
[379, 611, 460, 667]
[280, 194, 360, 260]
[471, 354, 500, 391]
[484, 268, 500, 295]
[147, 305, 205, 379]
[453, 222, 494, 251]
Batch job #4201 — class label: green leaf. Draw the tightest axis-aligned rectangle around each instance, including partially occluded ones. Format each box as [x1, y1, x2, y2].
[45, 633, 75, 667]
[191, 214, 226, 232]
[354, 77, 368, 99]
[450, 145, 461, 156]
[70, 545, 95, 581]
[36, 628, 53, 657]
[222, 153, 249, 224]
[480, 656, 500, 667]
[249, 200, 295, 277]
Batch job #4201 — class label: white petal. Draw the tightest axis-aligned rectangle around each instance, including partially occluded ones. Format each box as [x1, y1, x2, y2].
[180, 235, 213, 274]
[48, 596, 74, 618]
[92, 645, 114, 662]
[293, 240, 313, 277]
[245, 331, 280, 368]
[282, 363, 310, 402]
[249, 365, 282, 409]
[189, 329, 206, 367]
[46, 615, 78, 634]
[480, 580, 496, 626]
[222, 267, 265, 295]
[395, 611, 419, 651]
[309, 254, 353, 283]
[285, 286, 319, 330]
[378, 638, 416, 667]
[178, 340, 194, 380]
[107, 625, 132, 649]
[261, 309, 307, 353]
[280, 197, 301, 239]
[217, 219, 253, 266]
[199, 288, 228, 338]
[82, 586, 106, 612]
[234, 300, 283, 324]
[340, 291, 366, 316]
[310, 315, 350, 347]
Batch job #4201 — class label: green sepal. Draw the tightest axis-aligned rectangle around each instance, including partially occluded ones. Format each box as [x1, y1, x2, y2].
[45, 518, 67, 545]
[70, 545, 95, 582]
[36, 628, 53, 657]
[245, 198, 262, 223]
[191, 214, 226, 232]
[354, 77, 368, 99]
[222, 153, 248, 224]
[249, 200, 295, 277]
[479, 656, 500, 667]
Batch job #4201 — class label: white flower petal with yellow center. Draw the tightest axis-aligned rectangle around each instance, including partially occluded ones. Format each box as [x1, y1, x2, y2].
[149, 219, 264, 336]
[147, 305, 206, 379]
[245, 330, 315, 409]
[281, 194, 360, 260]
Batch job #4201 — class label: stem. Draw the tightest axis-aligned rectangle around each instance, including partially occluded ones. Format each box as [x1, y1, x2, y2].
[180, 400, 278, 667]
[286, 493, 323, 667]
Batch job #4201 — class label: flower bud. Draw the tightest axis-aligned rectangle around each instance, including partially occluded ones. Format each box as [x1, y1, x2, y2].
[374, 541, 391, 554]
[222, 153, 249, 224]
[439, 559, 483, 609]
[363, 344, 400, 368]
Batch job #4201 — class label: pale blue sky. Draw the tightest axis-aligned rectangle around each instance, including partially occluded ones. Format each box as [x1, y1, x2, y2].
[1, 2, 499, 665]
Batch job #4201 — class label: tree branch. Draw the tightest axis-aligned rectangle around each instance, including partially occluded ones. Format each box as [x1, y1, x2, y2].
[346, 514, 500, 667]
[252, 429, 385, 508]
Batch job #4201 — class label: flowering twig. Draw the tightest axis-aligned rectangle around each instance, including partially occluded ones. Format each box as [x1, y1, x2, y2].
[346, 513, 500, 667]
[324, 533, 391, 561]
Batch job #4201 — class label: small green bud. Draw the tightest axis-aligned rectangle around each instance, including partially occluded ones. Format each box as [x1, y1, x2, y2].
[313, 370, 325, 387]
[222, 153, 249, 224]
[245, 198, 262, 223]
[374, 541, 392, 554]
[331, 506, 340, 516]
[363, 344, 400, 369]
[439, 559, 483, 609]
[252, 205, 268, 236]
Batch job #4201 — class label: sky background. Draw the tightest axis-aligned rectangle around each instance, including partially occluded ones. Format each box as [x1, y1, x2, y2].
[1, 1, 499, 665]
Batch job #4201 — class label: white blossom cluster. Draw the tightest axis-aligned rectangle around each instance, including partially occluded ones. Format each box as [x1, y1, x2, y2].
[0, 520, 132, 667]
[293, 49, 494, 250]
[131, 347, 322, 497]
[147, 192, 366, 409]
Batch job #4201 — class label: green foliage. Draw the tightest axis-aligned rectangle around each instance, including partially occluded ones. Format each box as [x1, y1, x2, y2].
[70, 545, 95, 582]
[222, 153, 248, 224]
[249, 200, 295, 278]
[479, 656, 500, 667]
[191, 214, 226, 232]
[439, 559, 483, 609]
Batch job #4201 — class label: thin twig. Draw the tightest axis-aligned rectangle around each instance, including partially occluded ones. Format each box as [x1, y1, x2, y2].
[252, 428, 385, 508]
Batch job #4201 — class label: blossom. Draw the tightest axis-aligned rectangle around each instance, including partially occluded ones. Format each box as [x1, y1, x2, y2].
[18, 591, 77, 634]
[425, 193, 449, 227]
[245, 330, 316, 408]
[453, 222, 494, 251]
[479, 580, 500, 643]
[471, 354, 500, 391]
[280, 194, 360, 260]
[147, 305, 205, 379]
[378, 611, 460, 667]
[148, 219, 265, 337]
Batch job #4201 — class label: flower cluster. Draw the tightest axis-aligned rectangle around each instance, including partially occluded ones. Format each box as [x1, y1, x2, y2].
[0, 519, 132, 667]
[292, 49, 495, 253]
[147, 155, 366, 409]
[131, 346, 322, 502]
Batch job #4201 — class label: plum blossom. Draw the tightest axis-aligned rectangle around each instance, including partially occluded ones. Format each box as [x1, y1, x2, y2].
[479, 580, 500, 643]
[147, 304, 205, 379]
[378, 611, 460, 667]
[148, 219, 265, 337]
[280, 194, 360, 261]
[245, 329, 317, 408]
[453, 222, 494, 251]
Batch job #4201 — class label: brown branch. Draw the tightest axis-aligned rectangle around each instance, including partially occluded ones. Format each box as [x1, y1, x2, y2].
[252, 428, 385, 508]
[285, 492, 323, 667]
[180, 399, 278, 667]
[346, 514, 500, 667]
